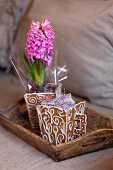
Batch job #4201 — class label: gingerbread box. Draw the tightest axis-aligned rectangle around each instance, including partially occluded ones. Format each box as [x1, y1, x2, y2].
[24, 93, 56, 128]
[36, 94, 87, 145]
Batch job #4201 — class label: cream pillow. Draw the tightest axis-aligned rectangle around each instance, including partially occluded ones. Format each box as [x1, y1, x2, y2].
[15, 0, 113, 108]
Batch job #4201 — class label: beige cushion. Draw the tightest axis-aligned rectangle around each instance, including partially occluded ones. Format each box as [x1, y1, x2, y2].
[0, 0, 32, 69]
[15, 0, 113, 109]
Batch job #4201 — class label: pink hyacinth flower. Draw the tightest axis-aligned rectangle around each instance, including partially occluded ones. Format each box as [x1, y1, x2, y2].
[25, 18, 55, 67]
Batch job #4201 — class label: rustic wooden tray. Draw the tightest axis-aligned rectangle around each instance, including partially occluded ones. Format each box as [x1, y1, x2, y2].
[0, 98, 113, 161]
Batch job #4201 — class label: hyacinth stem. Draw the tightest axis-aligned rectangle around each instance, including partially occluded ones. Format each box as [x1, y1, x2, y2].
[31, 61, 40, 84]
[31, 60, 45, 84]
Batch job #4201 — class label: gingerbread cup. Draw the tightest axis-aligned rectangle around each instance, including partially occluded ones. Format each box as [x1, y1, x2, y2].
[24, 93, 56, 128]
[36, 100, 87, 145]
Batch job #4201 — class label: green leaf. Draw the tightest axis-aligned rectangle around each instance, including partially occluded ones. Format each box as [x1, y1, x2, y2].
[40, 62, 45, 84]
[23, 52, 31, 69]
[23, 54, 45, 84]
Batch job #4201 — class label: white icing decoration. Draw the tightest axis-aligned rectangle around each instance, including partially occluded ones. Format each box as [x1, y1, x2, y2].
[37, 99, 87, 145]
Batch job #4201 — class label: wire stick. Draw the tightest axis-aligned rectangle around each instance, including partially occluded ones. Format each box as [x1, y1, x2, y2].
[10, 57, 26, 90]
[54, 68, 57, 84]
[58, 76, 67, 82]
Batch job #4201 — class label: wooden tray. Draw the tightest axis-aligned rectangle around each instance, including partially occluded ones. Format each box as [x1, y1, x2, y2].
[0, 98, 113, 161]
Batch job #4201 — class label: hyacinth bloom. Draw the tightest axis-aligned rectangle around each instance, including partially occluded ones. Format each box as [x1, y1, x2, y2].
[24, 19, 55, 84]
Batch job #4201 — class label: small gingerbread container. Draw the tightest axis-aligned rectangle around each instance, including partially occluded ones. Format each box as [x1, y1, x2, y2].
[36, 95, 87, 145]
[24, 93, 56, 128]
